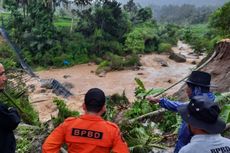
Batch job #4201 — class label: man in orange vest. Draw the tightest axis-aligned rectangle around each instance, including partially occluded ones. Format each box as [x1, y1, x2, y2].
[42, 88, 130, 153]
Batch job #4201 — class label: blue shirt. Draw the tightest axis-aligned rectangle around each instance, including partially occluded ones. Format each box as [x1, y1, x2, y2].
[159, 98, 191, 153]
[159, 92, 215, 153]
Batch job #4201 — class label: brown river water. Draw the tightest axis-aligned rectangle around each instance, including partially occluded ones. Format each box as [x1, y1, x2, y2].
[29, 41, 204, 122]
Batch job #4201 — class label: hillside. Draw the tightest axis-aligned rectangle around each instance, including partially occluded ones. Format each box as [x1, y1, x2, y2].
[175, 39, 230, 100]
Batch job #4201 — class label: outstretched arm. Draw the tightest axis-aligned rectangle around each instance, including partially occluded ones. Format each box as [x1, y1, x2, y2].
[159, 98, 186, 112]
[147, 97, 186, 112]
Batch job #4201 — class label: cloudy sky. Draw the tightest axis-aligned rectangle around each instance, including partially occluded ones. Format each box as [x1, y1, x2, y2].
[117, 0, 229, 7]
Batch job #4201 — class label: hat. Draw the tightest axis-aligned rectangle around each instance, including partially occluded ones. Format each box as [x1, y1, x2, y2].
[85, 88, 106, 107]
[178, 96, 226, 134]
[185, 71, 214, 87]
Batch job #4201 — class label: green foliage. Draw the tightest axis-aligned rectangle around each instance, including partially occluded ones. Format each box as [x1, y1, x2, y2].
[95, 60, 111, 74]
[123, 0, 138, 14]
[134, 78, 164, 99]
[54, 17, 73, 27]
[134, 7, 153, 24]
[125, 99, 157, 118]
[52, 98, 80, 127]
[0, 71, 39, 125]
[16, 126, 32, 153]
[158, 111, 179, 132]
[158, 43, 172, 53]
[125, 30, 145, 53]
[16, 124, 49, 153]
[209, 2, 230, 36]
[126, 78, 163, 118]
[125, 22, 159, 53]
[221, 104, 230, 123]
[77, 0, 131, 42]
[90, 55, 103, 64]
[104, 92, 130, 121]
[216, 93, 230, 123]
[158, 24, 181, 45]
[96, 53, 140, 74]
[124, 54, 140, 67]
[180, 24, 217, 53]
[52, 54, 72, 67]
[0, 44, 17, 69]
[105, 53, 124, 70]
[121, 78, 176, 152]
[126, 126, 163, 153]
[4, 0, 62, 67]
[99, 82, 165, 152]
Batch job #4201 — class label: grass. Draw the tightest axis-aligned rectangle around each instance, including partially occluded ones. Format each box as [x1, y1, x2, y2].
[54, 18, 72, 27]
[188, 24, 209, 37]
[54, 17, 78, 27]
[0, 13, 74, 28]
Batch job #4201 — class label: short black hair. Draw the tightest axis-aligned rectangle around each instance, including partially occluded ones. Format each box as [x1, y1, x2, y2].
[84, 88, 105, 113]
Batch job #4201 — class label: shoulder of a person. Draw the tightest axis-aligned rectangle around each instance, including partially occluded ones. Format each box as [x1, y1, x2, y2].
[0, 103, 8, 110]
[220, 136, 230, 143]
[105, 120, 119, 129]
[64, 117, 79, 123]
[179, 143, 200, 153]
[179, 145, 193, 153]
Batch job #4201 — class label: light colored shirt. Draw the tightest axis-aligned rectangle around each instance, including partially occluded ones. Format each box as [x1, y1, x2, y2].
[179, 134, 230, 153]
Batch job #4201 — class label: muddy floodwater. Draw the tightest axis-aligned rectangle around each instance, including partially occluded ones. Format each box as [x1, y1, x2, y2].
[38, 42, 202, 101]
[38, 54, 194, 101]
[30, 42, 204, 122]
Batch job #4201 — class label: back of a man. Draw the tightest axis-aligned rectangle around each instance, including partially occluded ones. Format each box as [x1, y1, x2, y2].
[42, 88, 129, 153]
[180, 134, 230, 153]
[178, 96, 230, 153]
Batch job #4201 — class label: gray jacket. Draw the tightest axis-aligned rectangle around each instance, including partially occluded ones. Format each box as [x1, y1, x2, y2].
[179, 134, 230, 153]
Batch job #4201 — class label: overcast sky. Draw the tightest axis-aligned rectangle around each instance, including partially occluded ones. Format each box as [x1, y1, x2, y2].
[117, 0, 229, 7]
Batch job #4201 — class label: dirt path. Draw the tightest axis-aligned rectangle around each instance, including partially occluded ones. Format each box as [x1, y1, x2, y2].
[29, 41, 204, 122]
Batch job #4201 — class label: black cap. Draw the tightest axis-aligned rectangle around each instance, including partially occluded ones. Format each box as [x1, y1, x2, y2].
[185, 71, 213, 87]
[84, 88, 106, 112]
[178, 96, 226, 134]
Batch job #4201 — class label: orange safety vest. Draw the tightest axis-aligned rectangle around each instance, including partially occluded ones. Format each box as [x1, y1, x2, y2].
[42, 114, 130, 153]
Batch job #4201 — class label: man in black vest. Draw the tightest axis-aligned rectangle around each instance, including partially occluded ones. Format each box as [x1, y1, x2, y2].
[0, 63, 20, 153]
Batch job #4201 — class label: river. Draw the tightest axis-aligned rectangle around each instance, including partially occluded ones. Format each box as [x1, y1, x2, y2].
[29, 41, 204, 122]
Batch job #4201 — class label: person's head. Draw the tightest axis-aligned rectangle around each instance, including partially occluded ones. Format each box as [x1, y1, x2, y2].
[0, 63, 7, 91]
[178, 96, 226, 135]
[185, 71, 212, 97]
[83, 88, 106, 116]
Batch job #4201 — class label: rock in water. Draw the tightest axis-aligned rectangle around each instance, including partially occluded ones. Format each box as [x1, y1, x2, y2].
[169, 52, 186, 63]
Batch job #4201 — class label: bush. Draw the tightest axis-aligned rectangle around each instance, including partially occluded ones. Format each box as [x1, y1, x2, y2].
[90, 55, 103, 64]
[125, 30, 145, 53]
[96, 60, 111, 74]
[206, 35, 223, 53]
[125, 22, 159, 54]
[105, 53, 125, 70]
[180, 24, 218, 53]
[90, 40, 123, 56]
[158, 43, 172, 53]
[0, 44, 17, 69]
[73, 54, 89, 64]
[52, 98, 80, 127]
[124, 54, 140, 67]
[52, 54, 73, 67]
